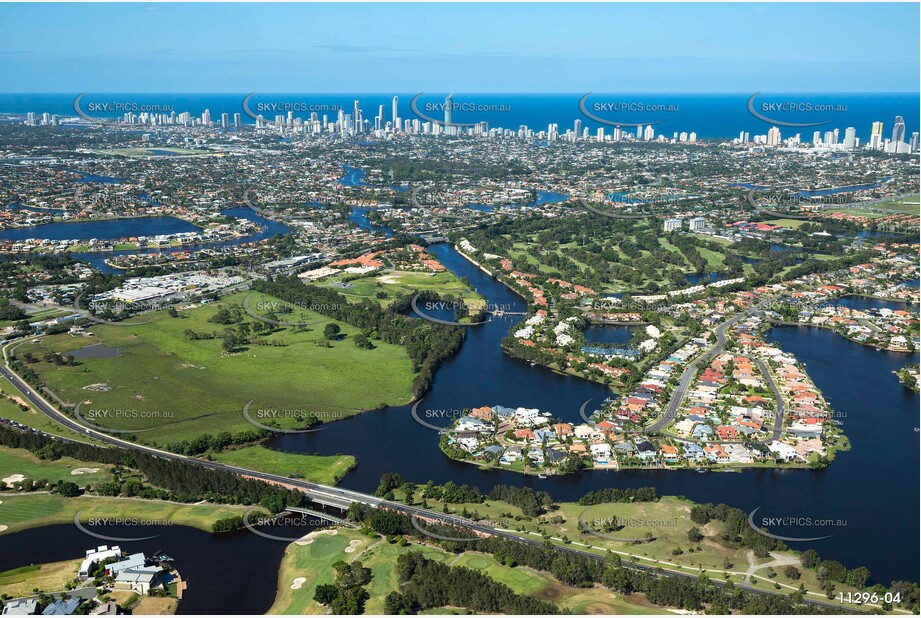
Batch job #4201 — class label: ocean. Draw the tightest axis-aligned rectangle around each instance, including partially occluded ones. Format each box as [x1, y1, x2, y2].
[0, 92, 917, 143]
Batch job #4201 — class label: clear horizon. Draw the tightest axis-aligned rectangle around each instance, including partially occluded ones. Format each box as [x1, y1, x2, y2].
[0, 3, 917, 93]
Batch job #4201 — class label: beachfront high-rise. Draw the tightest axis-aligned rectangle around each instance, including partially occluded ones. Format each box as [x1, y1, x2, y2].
[892, 115, 906, 143]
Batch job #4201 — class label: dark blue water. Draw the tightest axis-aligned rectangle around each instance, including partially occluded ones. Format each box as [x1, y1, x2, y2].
[684, 271, 724, 285]
[833, 296, 918, 312]
[348, 207, 393, 237]
[529, 191, 569, 207]
[70, 171, 123, 184]
[269, 241, 919, 585]
[339, 164, 368, 187]
[0, 522, 312, 614]
[0, 217, 200, 242]
[3, 93, 917, 142]
[584, 325, 634, 345]
[3, 207, 291, 273]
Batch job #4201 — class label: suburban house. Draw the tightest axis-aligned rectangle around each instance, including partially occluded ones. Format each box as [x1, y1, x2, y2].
[113, 566, 162, 595]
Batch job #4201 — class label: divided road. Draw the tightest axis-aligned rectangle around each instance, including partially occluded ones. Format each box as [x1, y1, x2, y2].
[0, 341, 851, 614]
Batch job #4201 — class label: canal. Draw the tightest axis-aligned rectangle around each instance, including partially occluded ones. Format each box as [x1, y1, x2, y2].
[269, 231, 919, 586]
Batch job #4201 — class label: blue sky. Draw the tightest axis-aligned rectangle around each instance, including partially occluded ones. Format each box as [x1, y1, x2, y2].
[1, 3, 918, 92]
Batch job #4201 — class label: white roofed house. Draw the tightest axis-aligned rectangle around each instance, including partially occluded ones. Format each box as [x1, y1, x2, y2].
[767, 441, 799, 462]
[78, 545, 122, 580]
[113, 566, 162, 595]
[513, 407, 543, 426]
[589, 442, 612, 463]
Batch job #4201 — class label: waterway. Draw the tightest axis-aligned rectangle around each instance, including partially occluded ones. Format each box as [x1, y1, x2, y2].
[0, 521, 318, 614]
[269, 220, 919, 585]
[1, 207, 291, 274]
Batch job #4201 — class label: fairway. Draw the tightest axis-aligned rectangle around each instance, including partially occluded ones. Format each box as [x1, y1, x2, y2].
[0, 493, 253, 535]
[323, 269, 484, 309]
[14, 291, 416, 444]
[270, 527, 666, 615]
[0, 446, 112, 487]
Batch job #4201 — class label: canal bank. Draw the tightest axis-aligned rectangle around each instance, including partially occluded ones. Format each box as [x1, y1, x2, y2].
[0, 519, 325, 615]
[269, 236, 919, 586]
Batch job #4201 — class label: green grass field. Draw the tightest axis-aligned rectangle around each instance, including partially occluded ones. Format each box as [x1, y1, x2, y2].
[269, 528, 660, 615]
[0, 446, 111, 487]
[763, 218, 810, 230]
[13, 291, 415, 444]
[0, 376, 103, 444]
[323, 270, 483, 309]
[211, 445, 355, 485]
[0, 493, 252, 535]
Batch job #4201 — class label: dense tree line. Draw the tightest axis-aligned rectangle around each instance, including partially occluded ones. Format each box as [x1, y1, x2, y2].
[252, 278, 465, 396]
[0, 425, 302, 511]
[488, 484, 554, 517]
[385, 552, 562, 615]
[578, 487, 659, 505]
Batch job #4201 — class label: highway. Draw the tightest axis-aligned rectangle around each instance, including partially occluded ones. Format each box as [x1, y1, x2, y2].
[0, 340, 854, 614]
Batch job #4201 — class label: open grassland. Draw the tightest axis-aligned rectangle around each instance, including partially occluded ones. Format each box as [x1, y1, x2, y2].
[0, 493, 252, 535]
[323, 269, 483, 308]
[211, 445, 355, 485]
[0, 558, 81, 598]
[0, 376, 103, 444]
[12, 291, 415, 444]
[0, 446, 112, 487]
[270, 528, 660, 615]
[763, 218, 810, 230]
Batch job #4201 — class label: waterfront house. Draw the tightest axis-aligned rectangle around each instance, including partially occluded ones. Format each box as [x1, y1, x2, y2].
[589, 442, 612, 463]
[660, 444, 680, 463]
[499, 446, 523, 464]
[106, 553, 146, 577]
[635, 440, 657, 462]
[78, 545, 122, 580]
[768, 442, 799, 461]
[455, 416, 491, 433]
[470, 406, 495, 421]
[113, 566, 162, 595]
[684, 443, 705, 461]
[703, 445, 730, 464]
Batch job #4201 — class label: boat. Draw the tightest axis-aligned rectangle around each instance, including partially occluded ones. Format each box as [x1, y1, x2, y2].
[537, 473, 547, 479]
[696, 468, 708, 474]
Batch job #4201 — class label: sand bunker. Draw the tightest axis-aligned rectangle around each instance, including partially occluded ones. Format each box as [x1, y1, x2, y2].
[295, 529, 337, 546]
[0, 525, 7, 533]
[71, 468, 100, 475]
[290, 577, 306, 590]
[344, 539, 362, 554]
[2, 474, 25, 487]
